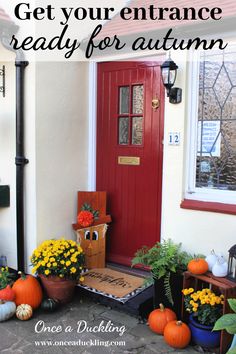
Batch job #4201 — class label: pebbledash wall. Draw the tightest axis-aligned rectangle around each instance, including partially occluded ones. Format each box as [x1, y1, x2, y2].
[1, 37, 236, 270]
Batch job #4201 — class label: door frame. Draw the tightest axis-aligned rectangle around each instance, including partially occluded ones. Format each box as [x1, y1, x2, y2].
[88, 62, 97, 191]
[88, 61, 165, 250]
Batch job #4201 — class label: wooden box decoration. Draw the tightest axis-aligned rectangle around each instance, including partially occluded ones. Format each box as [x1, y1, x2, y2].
[182, 271, 236, 354]
[72, 191, 111, 269]
[76, 224, 107, 269]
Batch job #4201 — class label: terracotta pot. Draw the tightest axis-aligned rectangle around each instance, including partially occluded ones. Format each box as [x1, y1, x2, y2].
[39, 275, 76, 304]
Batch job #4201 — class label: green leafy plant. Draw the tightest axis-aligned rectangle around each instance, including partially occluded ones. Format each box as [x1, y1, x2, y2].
[213, 298, 236, 354]
[0, 267, 14, 289]
[132, 239, 193, 305]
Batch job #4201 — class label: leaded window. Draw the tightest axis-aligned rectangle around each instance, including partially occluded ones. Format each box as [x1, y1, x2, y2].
[196, 49, 236, 192]
[118, 85, 144, 146]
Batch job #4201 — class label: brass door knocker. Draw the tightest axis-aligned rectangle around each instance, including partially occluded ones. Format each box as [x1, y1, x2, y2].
[152, 98, 160, 111]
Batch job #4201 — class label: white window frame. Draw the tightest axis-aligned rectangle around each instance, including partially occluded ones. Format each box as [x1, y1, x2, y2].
[185, 50, 236, 205]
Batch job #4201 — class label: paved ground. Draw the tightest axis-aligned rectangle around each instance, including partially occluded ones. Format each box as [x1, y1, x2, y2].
[0, 291, 217, 354]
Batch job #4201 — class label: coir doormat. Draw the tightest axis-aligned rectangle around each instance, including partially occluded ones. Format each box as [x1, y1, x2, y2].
[78, 268, 148, 303]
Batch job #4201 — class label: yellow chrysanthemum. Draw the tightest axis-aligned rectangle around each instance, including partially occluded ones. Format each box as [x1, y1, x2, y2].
[45, 269, 50, 275]
[70, 267, 76, 274]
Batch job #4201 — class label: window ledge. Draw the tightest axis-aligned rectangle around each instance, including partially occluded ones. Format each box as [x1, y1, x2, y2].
[180, 199, 236, 215]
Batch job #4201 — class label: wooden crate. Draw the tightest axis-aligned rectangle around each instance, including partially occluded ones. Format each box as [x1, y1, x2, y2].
[182, 271, 236, 354]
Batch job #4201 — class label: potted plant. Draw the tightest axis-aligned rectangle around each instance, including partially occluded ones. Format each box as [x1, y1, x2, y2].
[31, 238, 85, 303]
[182, 287, 224, 348]
[132, 239, 193, 318]
[0, 266, 15, 301]
[213, 298, 236, 354]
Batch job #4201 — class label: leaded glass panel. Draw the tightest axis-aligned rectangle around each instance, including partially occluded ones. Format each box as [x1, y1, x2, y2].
[132, 85, 144, 114]
[196, 49, 236, 191]
[118, 117, 129, 145]
[119, 87, 129, 114]
[132, 117, 143, 145]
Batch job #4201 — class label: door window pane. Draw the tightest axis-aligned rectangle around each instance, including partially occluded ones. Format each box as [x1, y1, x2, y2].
[119, 86, 129, 114]
[132, 117, 143, 145]
[119, 117, 129, 145]
[132, 85, 144, 114]
[196, 50, 236, 191]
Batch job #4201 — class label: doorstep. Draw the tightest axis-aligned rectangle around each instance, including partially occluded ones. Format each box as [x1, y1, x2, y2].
[77, 263, 154, 320]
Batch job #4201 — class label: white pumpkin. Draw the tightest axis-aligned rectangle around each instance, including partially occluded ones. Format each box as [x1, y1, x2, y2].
[206, 250, 218, 271]
[0, 300, 16, 322]
[212, 254, 228, 277]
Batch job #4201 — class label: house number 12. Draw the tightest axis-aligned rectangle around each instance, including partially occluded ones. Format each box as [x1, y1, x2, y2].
[168, 132, 180, 145]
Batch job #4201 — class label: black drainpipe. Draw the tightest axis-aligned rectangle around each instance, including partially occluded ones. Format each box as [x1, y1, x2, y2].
[15, 60, 29, 271]
[2, 36, 29, 271]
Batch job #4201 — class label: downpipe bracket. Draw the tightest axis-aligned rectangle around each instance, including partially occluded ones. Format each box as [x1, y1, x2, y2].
[15, 60, 29, 68]
[15, 156, 29, 166]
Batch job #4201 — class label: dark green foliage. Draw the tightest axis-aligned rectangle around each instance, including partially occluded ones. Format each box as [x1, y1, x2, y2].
[81, 203, 99, 219]
[0, 267, 15, 289]
[132, 239, 200, 305]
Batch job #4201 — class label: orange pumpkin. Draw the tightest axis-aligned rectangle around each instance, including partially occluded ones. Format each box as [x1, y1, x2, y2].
[12, 272, 43, 309]
[187, 258, 208, 275]
[164, 320, 191, 349]
[0, 285, 15, 301]
[148, 304, 177, 335]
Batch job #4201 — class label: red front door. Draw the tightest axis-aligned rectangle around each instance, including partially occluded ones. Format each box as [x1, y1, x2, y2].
[96, 61, 164, 266]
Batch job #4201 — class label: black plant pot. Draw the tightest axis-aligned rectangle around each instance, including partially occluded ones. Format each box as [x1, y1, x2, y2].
[153, 272, 183, 319]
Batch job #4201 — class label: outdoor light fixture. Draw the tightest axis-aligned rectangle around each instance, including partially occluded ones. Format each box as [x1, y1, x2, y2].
[227, 244, 236, 281]
[0, 65, 5, 97]
[161, 57, 182, 104]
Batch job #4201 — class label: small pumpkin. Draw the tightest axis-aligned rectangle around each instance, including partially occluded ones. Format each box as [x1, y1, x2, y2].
[16, 304, 33, 321]
[41, 298, 60, 312]
[0, 300, 16, 322]
[148, 303, 177, 335]
[164, 320, 191, 349]
[212, 255, 228, 277]
[187, 258, 208, 275]
[0, 285, 15, 301]
[12, 272, 43, 309]
[206, 250, 218, 271]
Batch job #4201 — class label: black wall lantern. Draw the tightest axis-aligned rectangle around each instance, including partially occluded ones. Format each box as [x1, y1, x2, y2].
[161, 57, 182, 104]
[227, 244, 236, 282]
